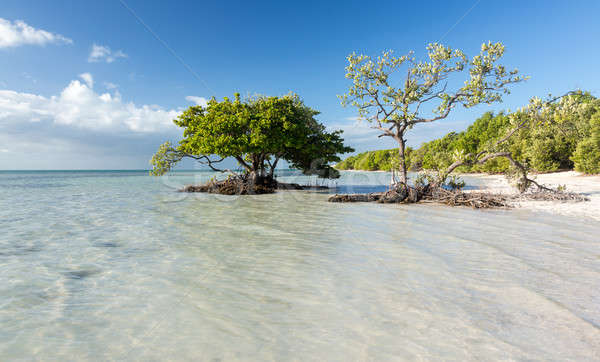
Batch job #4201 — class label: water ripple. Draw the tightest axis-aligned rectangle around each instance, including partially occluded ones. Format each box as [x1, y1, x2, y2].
[0, 171, 599, 360]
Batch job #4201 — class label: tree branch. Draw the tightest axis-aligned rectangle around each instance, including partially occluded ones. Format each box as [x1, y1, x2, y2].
[235, 156, 252, 172]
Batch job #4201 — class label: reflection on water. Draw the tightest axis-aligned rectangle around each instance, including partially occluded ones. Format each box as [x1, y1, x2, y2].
[0, 170, 599, 360]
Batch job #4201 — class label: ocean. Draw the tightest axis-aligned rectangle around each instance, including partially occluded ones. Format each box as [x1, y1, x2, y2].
[1, 170, 599, 360]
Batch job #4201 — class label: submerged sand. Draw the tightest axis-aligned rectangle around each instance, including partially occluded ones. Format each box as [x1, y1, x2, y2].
[468, 171, 600, 221]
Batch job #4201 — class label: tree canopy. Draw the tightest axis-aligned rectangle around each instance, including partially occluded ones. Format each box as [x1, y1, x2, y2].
[150, 93, 353, 179]
[340, 41, 526, 184]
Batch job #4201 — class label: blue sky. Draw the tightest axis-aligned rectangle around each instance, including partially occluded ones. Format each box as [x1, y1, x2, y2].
[1, 0, 599, 169]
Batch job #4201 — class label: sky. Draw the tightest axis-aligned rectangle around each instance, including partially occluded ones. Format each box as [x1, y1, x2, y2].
[1, 0, 599, 170]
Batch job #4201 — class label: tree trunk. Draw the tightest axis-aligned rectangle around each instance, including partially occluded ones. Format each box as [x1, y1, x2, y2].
[249, 155, 261, 183]
[234, 156, 253, 173]
[268, 157, 280, 179]
[248, 170, 258, 184]
[397, 138, 408, 185]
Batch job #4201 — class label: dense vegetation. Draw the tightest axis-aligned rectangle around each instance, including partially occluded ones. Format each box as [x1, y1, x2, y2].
[336, 148, 412, 171]
[337, 92, 600, 174]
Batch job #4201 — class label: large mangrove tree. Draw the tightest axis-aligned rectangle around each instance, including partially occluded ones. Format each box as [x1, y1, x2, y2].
[151, 93, 353, 192]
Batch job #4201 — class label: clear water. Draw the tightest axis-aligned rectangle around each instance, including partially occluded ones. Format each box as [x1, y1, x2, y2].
[1, 170, 599, 361]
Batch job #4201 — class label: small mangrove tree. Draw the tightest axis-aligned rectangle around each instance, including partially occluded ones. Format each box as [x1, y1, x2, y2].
[340, 41, 526, 185]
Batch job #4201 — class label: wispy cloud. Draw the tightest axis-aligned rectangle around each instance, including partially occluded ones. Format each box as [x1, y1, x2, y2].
[88, 44, 127, 63]
[22, 72, 37, 84]
[325, 120, 390, 153]
[79, 73, 93, 88]
[104, 82, 118, 90]
[343, 116, 364, 122]
[185, 96, 208, 107]
[0, 18, 72, 48]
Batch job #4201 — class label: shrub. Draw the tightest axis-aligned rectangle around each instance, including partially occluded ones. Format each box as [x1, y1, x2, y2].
[572, 112, 600, 174]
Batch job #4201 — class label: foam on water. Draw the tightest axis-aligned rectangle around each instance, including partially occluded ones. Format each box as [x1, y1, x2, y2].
[1, 170, 599, 360]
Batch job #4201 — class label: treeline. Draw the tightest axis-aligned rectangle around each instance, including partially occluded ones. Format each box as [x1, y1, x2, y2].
[337, 92, 600, 174]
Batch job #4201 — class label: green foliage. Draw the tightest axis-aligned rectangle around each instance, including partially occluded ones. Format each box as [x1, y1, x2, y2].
[340, 41, 525, 183]
[336, 148, 413, 171]
[420, 132, 462, 171]
[399, 112, 514, 174]
[151, 93, 353, 178]
[336, 92, 600, 175]
[150, 141, 183, 176]
[340, 42, 525, 123]
[287, 119, 353, 178]
[413, 172, 436, 187]
[572, 112, 600, 173]
[445, 175, 466, 190]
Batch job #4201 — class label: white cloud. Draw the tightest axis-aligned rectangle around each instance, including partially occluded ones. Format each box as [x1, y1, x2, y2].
[185, 96, 208, 107]
[0, 18, 72, 48]
[88, 44, 127, 63]
[79, 73, 93, 88]
[328, 120, 382, 145]
[344, 116, 364, 121]
[0, 74, 179, 133]
[0, 148, 9, 153]
[104, 82, 118, 90]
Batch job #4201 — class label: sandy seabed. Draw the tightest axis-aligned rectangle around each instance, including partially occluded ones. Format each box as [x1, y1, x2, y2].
[469, 171, 600, 221]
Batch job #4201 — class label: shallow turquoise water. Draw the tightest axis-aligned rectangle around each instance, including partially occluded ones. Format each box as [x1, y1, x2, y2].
[1, 170, 599, 361]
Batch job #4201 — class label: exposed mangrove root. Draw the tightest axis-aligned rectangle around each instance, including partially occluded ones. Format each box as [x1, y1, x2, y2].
[423, 187, 511, 208]
[328, 183, 588, 209]
[514, 190, 589, 203]
[329, 185, 510, 208]
[277, 183, 330, 191]
[180, 176, 275, 195]
[328, 193, 382, 203]
[180, 174, 329, 195]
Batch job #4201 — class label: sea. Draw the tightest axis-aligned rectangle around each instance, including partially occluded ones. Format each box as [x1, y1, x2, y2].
[1, 170, 599, 360]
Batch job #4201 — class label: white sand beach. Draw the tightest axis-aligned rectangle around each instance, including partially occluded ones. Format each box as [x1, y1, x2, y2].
[470, 171, 600, 221]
